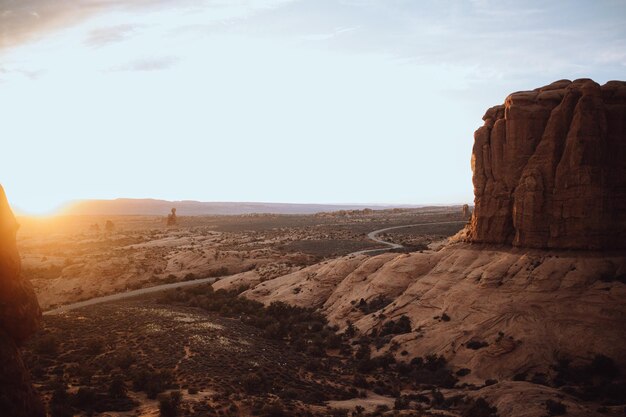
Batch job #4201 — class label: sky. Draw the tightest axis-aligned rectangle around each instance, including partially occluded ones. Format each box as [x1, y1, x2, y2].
[1, 0, 625, 214]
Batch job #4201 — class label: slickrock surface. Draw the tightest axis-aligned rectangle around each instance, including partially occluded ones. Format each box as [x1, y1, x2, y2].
[240, 245, 626, 377]
[218, 242, 626, 416]
[0, 185, 44, 417]
[468, 79, 626, 249]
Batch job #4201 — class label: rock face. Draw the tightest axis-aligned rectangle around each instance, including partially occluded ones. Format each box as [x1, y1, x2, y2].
[468, 79, 626, 249]
[0, 185, 44, 417]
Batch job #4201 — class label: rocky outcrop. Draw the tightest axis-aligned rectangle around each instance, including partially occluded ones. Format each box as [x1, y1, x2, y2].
[227, 244, 626, 381]
[167, 207, 177, 226]
[468, 79, 626, 249]
[0, 185, 44, 417]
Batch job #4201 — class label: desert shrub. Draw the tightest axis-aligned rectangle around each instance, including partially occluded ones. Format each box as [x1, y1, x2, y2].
[164, 274, 177, 283]
[356, 296, 392, 314]
[280, 387, 300, 400]
[462, 397, 499, 417]
[590, 354, 620, 379]
[408, 355, 458, 388]
[431, 389, 444, 406]
[530, 373, 549, 386]
[512, 372, 527, 381]
[34, 334, 60, 356]
[552, 354, 623, 404]
[108, 375, 127, 399]
[72, 387, 96, 409]
[379, 315, 412, 336]
[304, 357, 321, 372]
[344, 321, 357, 338]
[466, 340, 489, 350]
[260, 400, 286, 417]
[545, 399, 566, 416]
[159, 391, 182, 417]
[50, 380, 73, 417]
[85, 338, 104, 355]
[183, 273, 197, 281]
[357, 357, 376, 374]
[131, 368, 151, 391]
[599, 273, 626, 284]
[164, 285, 342, 353]
[353, 374, 369, 389]
[327, 333, 343, 349]
[146, 372, 173, 399]
[114, 349, 136, 369]
[353, 405, 365, 415]
[354, 343, 371, 360]
[242, 371, 270, 394]
[375, 353, 396, 370]
[131, 368, 174, 399]
[328, 408, 349, 417]
[394, 395, 410, 410]
[207, 266, 230, 277]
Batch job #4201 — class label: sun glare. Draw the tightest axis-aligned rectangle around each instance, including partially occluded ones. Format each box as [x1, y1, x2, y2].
[12, 200, 68, 217]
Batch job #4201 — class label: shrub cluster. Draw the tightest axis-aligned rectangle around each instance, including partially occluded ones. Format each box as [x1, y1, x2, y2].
[162, 285, 344, 354]
[377, 315, 412, 337]
[356, 296, 392, 314]
[131, 368, 175, 399]
[552, 354, 624, 405]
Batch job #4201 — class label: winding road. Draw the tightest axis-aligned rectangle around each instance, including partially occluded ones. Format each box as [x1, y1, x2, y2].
[349, 220, 467, 255]
[44, 220, 466, 315]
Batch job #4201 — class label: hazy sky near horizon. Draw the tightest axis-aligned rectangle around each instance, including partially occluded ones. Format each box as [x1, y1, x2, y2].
[1, 0, 625, 214]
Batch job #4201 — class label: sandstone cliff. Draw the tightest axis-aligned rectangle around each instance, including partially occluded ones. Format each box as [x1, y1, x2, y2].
[0, 185, 44, 416]
[468, 79, 626, 249]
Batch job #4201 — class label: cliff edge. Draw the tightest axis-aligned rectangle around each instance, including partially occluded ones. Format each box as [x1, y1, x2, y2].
[468, 79, 626, 249]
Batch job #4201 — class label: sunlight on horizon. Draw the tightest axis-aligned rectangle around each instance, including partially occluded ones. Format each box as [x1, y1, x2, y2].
[1, 0, 625, 213]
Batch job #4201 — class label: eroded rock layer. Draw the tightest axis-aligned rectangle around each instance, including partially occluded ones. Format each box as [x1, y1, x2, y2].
[468, 79, 626, 249]
[220, 244, 626, 383]
[0, 185, 44, 417]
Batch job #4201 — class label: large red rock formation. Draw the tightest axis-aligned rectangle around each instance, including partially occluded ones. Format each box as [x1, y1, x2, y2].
[468, 79, 626, 249]
[0, 185, 44, 416]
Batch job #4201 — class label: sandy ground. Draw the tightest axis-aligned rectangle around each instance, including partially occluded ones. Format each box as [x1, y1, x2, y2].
[19, 210, 465, 309]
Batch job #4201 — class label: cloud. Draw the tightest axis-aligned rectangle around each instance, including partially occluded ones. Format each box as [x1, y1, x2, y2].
[0, 0, 295, 50]
[85, 23, 136, 47]
[109, 56, 179, 72]
[0, 65, 44, 81]
[221, 0, 626, 83]
[0, 0, 100, 49]
[302, 26, 358, 41]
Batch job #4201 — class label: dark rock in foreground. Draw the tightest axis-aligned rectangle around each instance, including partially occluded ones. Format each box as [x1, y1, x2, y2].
[0, 185, 44, 417]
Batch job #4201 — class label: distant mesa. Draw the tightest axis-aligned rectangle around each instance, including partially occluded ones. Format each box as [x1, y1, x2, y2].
[468, 79, 626, 249]
[61, 199, 425, 216]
